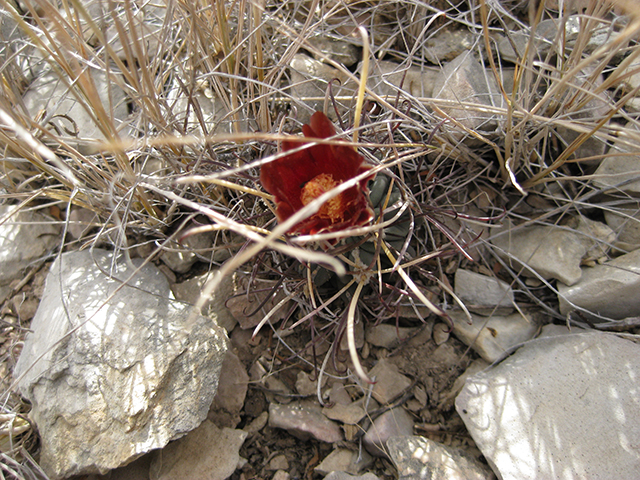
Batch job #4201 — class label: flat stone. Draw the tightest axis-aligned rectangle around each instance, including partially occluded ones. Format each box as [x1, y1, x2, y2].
[23, 68, 128, 154]
[323, 473, 381, 480]
[423, 28, 477, 64]
[315, 448, 373, 476]
[388, 435, 494, 480]
[209, 351, 248, 428]
[370, 61, 439, 99]
[450, 310, 539, 363]
[14, 249, 228, 479]
[558, 248, 640, 321]
[369, 359, 413, 404]
[604, 205, 640, 249]
[269, 400, 343, 443]
[456, 328, 640, 480]
[491, 217, 614, 286]
[159, 223, 217, 274]
[268, 454, 290, 471]
[149, 420, 246, 480]
[323, 401, 366, 425]
[365, 324, 418, 349]
[454, 269, 514, 315]
[307, 35, 360, 67]
[0, 205, 60, 286]
[363, 408, 414, 458]
[432, 52, 502, 139]
[593, 133, 640, 193]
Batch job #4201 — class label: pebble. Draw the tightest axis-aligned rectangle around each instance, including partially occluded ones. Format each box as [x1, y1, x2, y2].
[268, 454, 289, 471]
[363, 407, 414, 458]
[269, 400, 343, 443]
[387, 435, 494, 480]
[558, 247, 640, 321]
[323, 472, 381, 480]
[456, 326, 640, 480]
[209, 351, 249, 428]
[315, 448, 373, 476]
[604, 205, 640, 250]
[432, 323, 450, 345]
[593, 130, 640, 194]
[368, 359, 413, 404]
[450, 310, 539, 363]
[365, 324, 417, 349]
[454, 269, 514, 315]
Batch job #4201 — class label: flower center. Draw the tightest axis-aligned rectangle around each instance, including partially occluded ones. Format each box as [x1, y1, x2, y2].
[300, 173, 344, 222]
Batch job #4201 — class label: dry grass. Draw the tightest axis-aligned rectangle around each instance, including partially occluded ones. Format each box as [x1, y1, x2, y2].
[1, 0, 639, 476]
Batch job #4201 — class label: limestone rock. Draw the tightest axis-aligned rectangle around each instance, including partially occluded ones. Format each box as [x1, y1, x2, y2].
[593, 133, 640, 194]
[490, 217, 614, 286]
[0, 205, 60, 287]
[454, 269, 514, 315]
[363, 408, 414, 458]
[369, 359, 413, 405]
[315, 448, 373, 476]
[558, 248, 640, 321]
[450, 311, 539, 363]
[456, 328, 640, 480]
[14, 249, 228, 479]
[269, 400, 343, 443]
[388, 435, 494, 480]
[149, 419, 246, 480]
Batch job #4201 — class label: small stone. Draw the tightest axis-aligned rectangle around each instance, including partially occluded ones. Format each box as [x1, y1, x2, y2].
[363, 408, 414, 458]
[269, 400, 343, 443]
[456, 330, 640, 480]
[365, 324, 417, 349]
[593, 130, 640, 194]
[423, 28, 476, 64]
[438, 358, 489, 411]
[67, 207, 98, 240]
[273, 470, 290, 480]
[307, 35, 360, 67]
[450, 311, 538, 363]
[604, 205, 640, 249]
[295, 370, 318, 397]
[368, 359, 413, 405]
[432, 323, 450, 346]
[558, 248, 640, 321]
[370, 61, 439, 99]
[387, 435, 494, 480]
[315, 448, 373, 476]
[323, 402, 366, 425]
[267, 454, 289, 471]
[160, 224, 216, 274]
[243, 411, 268, 437]
[149, 420, 246, 480]
[323, 473, 381, 480]
[454, 269, 514, 315]
[209, 351, 248, 428]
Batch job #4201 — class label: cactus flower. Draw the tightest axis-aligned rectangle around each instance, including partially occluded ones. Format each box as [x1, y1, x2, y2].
[260, 111, 375, 236]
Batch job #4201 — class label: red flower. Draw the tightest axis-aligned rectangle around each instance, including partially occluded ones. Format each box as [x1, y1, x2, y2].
[260, 111, 375, 236]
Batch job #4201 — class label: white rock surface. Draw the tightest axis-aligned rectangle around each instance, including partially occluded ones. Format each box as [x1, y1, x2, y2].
[0, 205, 60, 287]
[14, 249, 228, 479]
[558, 247, 640, 321]
[491, 217, 614, 286]
[149, 419, 246, 480]
[456, 328, 640, 480]
[387, 435, 494, 480]
[454, 269, 514, 315]
[450, 311, 539, 363]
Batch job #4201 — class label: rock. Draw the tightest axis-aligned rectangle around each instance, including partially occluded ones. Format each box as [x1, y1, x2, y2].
[67, 207, 99, 240]
[369, 359, 413, 404]
[593, 132, 640, 194]
[432, 52, 502, 140]
[23, 68, 128, 154]
[423, 28, 477, 64]
[365, 323, 418, 349]
[491, 217, 614, 286]
[604, 205, 640, 250]
[431, 323, 450, 346]
[387, 435, 495, 480]
[171, 270, 238, 332]
[159, 223, 219, 274]
[610, 61, 640, 111]
[0, 205, 60, 286]
[209, 351, 248, 428]
[454, 269, 514, 315]
[289, 54, 356, 123]
[295, 370, 319, 397]
[450, 311, 539, 363]
[273, 470, 291, 480]
[558, 248, 640, 321]
[268, 454, 290, 471]
[149, 420, 246, 480]
[243, 411, 269, 437]
[307, 35, 360, 67]
[323, 473, 381, 480]
[14, 249, 228, 479]
[269, 400, 343, 443]
[456, 327, 640, 480]
[323, 401, 366, 425]
[438, 358, 490, 411]
[370, 60, 439, 99]
[363, 408, 414, 458]
[315, 448, 373, 476]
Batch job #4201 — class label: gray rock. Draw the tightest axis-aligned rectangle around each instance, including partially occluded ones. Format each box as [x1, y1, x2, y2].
[365, 324, 418, 349]
[388, 435, 494, 480]
[450, 311, 538, 363]
[323, 400, 366, 425]
[432, 52, 502, 140]
[209, 351, 248, 428]
[454, 269, 514, 315]
[363, 408, 414, 458]
[0, 205, 60, 286]
[323, 473, 381, 480]
[456, 328, 640, 480]
[604, 205, 640, 249]
[149, 419, 246, 480]
[491, 217, 614, 286]
[423, 28, 477, 64]
[369, 359, 413, 404]
[593, 133, 640, 194]
[370, 60, 439, 99]
[438, 358, 490, 411]
[315, 448, 373, 476]
[23, 68, 128, 154]
[269, 400, 343, 443]
[610, 60, 640, 111]
[159, 223, 219, 274]
[14, 249, 228, 479]
[308, 35, 360, 67]
[431, 322, 450, 346]
[558, 247, 640, 321]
